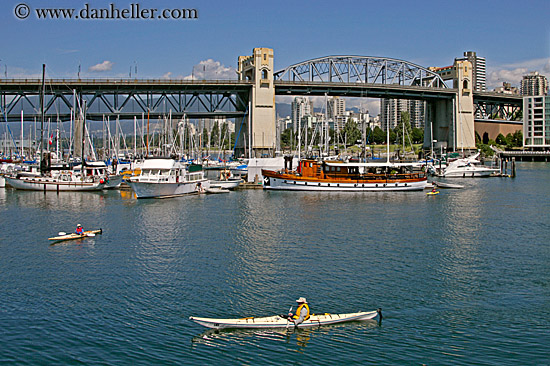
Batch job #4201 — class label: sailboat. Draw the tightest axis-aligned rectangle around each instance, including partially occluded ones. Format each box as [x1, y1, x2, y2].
[5, 65, 106, 192]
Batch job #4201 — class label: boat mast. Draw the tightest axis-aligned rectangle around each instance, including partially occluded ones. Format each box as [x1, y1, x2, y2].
[386, 116, 390, 164]
[39, 64, 46, 174]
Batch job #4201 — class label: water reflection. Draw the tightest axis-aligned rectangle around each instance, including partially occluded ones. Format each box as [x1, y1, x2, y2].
[191, 319, 379, 352]
[2, 188, 108, 212]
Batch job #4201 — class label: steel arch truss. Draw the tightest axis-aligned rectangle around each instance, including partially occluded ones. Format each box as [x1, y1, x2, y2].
[0, 81, 250, 122]
[274, 56, 447, 88]
[474, 101, 522, 120]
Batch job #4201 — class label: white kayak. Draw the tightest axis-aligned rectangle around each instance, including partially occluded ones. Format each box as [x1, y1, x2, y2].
[189, 309, 381, 329]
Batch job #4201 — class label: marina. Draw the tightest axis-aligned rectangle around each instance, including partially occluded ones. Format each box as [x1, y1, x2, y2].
[1, 162, 549, 364]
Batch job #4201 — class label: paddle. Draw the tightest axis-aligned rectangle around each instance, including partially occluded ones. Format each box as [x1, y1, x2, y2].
[285, 306, 293, 329]
[58, 232, 67, 236]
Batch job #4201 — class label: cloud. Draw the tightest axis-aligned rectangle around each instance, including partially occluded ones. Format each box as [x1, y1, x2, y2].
[487, 57, 550, 89]
[183, 59, 237, 80]
[89, 61, 114, 72]
[162, 72, 172, 79]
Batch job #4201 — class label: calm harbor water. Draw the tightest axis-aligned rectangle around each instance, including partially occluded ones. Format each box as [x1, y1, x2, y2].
[1, 162, 549, 365]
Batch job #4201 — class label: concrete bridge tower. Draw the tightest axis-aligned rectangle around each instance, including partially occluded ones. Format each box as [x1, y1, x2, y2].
[236, 48, 276, 158]
[425, 60, 476, 154]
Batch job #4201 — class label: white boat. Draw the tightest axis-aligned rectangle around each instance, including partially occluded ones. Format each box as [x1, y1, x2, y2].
[189, 309, 381, 329]
[126, 157, 210, 198]
[5, 172, 106, 191]
[73, 161, 123, 189]
[209, 168, 242, 190]
[440, 152, 500, 178]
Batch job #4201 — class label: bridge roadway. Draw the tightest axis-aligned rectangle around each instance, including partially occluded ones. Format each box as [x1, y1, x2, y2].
[0, 78, 522, 121]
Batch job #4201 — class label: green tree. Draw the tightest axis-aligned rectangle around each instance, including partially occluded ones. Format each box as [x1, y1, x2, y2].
[342, 119, 361, 146]
[211, 122, 220, 147]
[372, 126, 386, 144]
[202, 127, 209, 148]
[220, 123, 228, 149]
[496, 133, 507, 145]
[395, 111, 413, 147]
[281, 128, 292, 147]
[411, 127, 424, 144]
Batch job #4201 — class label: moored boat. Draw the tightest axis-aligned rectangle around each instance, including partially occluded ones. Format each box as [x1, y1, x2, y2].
[126, 157, 210, 198]
[439, 152, 500, 178]
[189, 309, 381, 329]
[5, 171, 106, 191]
[262, 159, 428, 191]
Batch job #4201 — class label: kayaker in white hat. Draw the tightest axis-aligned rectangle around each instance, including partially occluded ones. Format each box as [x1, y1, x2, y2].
[75, 224, 84, 235]
[287, 297, 310, 326]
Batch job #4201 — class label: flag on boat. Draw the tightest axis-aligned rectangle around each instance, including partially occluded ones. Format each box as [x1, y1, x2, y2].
[48, 133, 54, 145]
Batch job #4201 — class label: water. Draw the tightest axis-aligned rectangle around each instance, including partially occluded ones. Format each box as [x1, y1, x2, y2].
[1, 163, 549, 365]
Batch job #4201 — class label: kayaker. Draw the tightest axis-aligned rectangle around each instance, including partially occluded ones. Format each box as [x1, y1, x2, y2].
[75, 224, 84, 235]
[288, 297, 310, 326]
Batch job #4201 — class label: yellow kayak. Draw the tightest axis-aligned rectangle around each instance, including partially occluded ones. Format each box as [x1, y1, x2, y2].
[49, 229, 102, 242]
[426, 191, 440, 195]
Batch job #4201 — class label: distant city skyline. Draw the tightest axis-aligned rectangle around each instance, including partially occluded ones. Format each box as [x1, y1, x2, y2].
[1, 0, 549, 115]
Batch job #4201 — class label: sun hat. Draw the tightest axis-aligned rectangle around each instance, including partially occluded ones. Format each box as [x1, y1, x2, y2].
[77, 224, 82, 227]
[296, 297, 307, 303]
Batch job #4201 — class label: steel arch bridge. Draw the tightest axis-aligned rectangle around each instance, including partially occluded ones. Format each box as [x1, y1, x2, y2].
[273, 55, 448, 88]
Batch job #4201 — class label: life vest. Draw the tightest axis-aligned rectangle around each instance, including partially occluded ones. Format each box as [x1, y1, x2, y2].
[293, 303, 310, 321]
[76, 228, 84, 235]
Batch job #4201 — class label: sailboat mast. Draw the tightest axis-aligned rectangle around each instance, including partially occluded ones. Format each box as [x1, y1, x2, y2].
[39, 64, 46, 174]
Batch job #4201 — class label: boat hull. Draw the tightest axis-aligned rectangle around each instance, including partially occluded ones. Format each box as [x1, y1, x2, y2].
[190, 310, 379, 329]
[209, 178, 242, 190]
[126, 179, 210, 198]
[263, 172, 427, 191]
[441, 168, 499, 178]
[5, 176, 105, 191]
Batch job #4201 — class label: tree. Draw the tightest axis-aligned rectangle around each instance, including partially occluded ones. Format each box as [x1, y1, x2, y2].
[211, 122, 220, 147]
[512, 130, 523, 147]
[411, 128, 424, 144]
[395, 111, 413, 147]
[220, 123, 228, 149]
[202, 127, 209, 148]
[496, 133, 506, 145]
[342, 119, 361, 146]
[372, 126, 386, 144]
[281, 128, 292, 147]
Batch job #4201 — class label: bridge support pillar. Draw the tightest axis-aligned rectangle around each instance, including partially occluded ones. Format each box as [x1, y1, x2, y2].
[236, 48, 276, 158]
[424, 60, 476, 154]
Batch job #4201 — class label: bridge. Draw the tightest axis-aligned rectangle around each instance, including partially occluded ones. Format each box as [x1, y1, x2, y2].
[0, 49, 522, 157]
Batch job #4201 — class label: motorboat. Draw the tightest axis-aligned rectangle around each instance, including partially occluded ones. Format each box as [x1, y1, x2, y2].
[209, 168, 242, 190]
[126, 157, 210, 198]
[440, 152, 500, 178]
[262, 159, 428, 191]
[73, 161, 123, 189]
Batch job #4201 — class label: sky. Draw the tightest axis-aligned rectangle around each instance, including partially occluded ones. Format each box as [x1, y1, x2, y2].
[1, 0, 550, 113]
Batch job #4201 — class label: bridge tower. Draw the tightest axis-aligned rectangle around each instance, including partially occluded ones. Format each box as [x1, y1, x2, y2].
[236, 48, 276, 158]
[426, 60, 476, 154]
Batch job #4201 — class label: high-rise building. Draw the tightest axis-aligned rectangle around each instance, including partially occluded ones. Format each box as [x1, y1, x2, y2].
[327, 97, 345, 120]
[520, 72, 548, 96]
[291, 97, 313, 133]
[523, 95, 550, 149]
[380, 99, 424, 130]
[455, 51, 486, 92]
